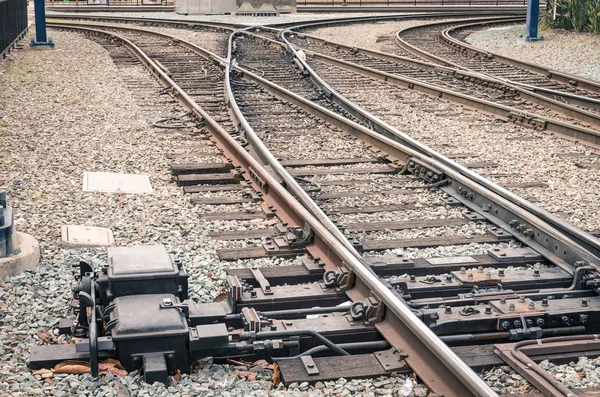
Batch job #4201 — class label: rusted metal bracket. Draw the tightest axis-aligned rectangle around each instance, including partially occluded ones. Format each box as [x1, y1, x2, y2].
[321, 265, 354, 293]
[248, 166, 269, 193]
[300, 355, 319, 376]
[349, 295, 385, 326]
[250, 268, 272, 296]
[507, 111, 547, 130]
[405, 158, 445, 184]
[374, 348, 408, 372]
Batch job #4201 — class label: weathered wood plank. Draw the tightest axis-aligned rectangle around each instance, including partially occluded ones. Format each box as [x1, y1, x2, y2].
[362, 235, 499, 251]
[575, 162, 600, 169]
[346, 218, 467, 232]
[446, 152, 479, 159]
[316, 177, 414, 186]
[317, 188, 413, 200]
[288, 165, 398, 177]
[191, 197, 258, 205]
[501, 182, 548, 189]
[177, 172, 242, 186]
[218, 246, 269, 261]
[278, 353, 405, 384]
[465, 162, 500, 169]
[171, 162, 233, 175]
[329, 203, 435, 215]
[209, 228, 277, 241]
[183, 184, 246, 194]
[201, 211, 268, 221]
[280, 158, 383, 167]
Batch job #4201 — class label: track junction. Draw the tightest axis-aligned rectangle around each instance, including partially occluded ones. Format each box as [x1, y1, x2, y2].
[3, 10, 600, 397]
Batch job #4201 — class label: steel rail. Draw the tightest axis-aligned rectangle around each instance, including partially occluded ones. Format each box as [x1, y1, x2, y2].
[226, 30, 368, 265]
[239, 30, 600, 269]
[391, 15, 600, 113]
[48, 13, 242, 31]
[267, 10, 526, 29]
[48, 20, 229, 64]
[49, 22, 497, 397]
[436, 19, 600, 110]
[441, 19, 600, 95]
[394, 15, 524, 67]
[395, 16, 600, 102]
[48, 21, 600, 395]
[284, 29, 600, 137]
[300, 45, 600, 144]
[273, 29, 600, 259]
[226, 30, 500, 397]
[296, 5, 530, 14]
[227, 30, 600, 396]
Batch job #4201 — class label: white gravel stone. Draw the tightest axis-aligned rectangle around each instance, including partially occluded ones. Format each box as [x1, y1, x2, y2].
[465, 24, 600, 82]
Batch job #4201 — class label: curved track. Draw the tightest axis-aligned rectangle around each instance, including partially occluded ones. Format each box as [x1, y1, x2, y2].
[395, 17, 600, 107]
[283, 26, 600, 146]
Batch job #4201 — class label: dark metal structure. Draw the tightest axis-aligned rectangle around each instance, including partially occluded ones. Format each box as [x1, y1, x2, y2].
[30, 0, 54, 47]
[524, 0, 543, 40]
[0, 192, 17, 258]
[0, 0, 28, 58]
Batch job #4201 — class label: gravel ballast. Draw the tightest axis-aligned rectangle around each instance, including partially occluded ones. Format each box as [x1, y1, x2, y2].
[0, 30, 430, 396]
[465, 24, 600, 82]
[305, 57, 600, 231]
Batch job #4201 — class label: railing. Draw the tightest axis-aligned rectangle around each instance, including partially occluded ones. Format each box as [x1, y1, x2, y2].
[0, 0, 28, 58]
[48, 0, 174, 6]
[301, 0, 527, 5]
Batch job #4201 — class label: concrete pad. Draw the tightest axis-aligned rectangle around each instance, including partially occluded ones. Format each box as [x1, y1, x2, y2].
[83, 172, 153, 194]
[61, 225, 115, 249]
[0, 232, 40, 279]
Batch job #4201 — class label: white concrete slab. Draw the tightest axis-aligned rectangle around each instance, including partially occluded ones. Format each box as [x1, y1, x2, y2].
[83, 172, 153, 194]
[61, 225, 115, 248]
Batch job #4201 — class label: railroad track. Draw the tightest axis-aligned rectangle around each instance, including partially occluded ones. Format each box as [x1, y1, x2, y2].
[282, 28, 600, 148]
[395, 17, 600, 107]
[29, 19, 600, 397]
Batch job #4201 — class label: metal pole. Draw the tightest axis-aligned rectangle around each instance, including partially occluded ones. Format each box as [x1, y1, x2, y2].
[34, 0, 46, 42]
[30, 0, 54, 47]
[525, 0, 543, 40]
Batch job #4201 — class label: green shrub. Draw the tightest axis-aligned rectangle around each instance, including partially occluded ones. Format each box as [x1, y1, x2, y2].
[542, 0, 571, 30]
[590, 0, 600, 33]
[543, 0, 600, 33]
[571, 0, 590, 31]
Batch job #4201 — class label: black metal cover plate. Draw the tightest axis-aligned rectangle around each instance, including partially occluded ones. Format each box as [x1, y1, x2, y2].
[107, 294, 188, 341]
